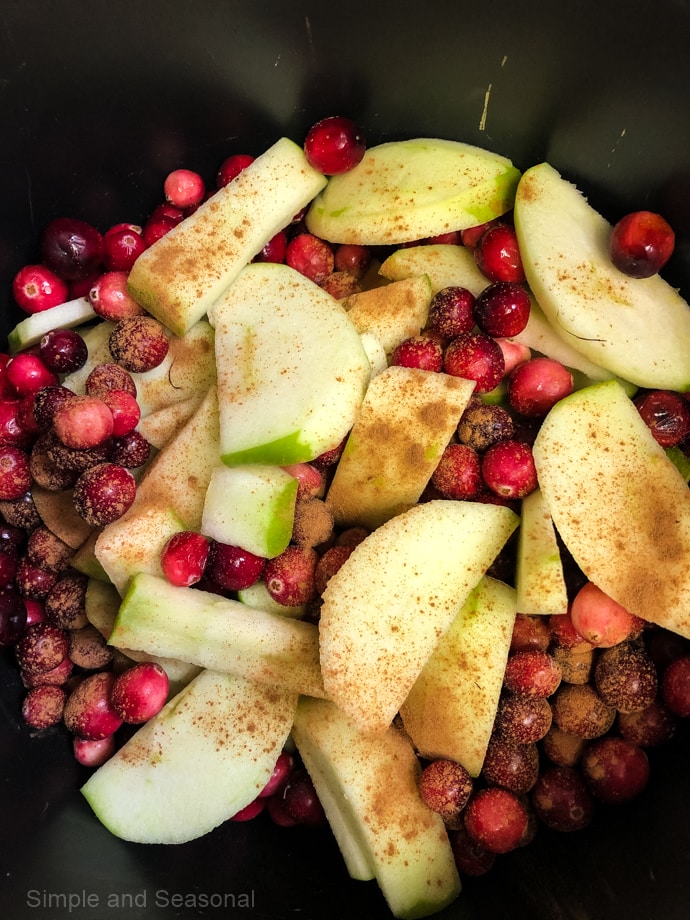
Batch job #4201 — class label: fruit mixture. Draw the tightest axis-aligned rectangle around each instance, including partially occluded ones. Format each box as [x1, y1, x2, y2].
[2, 115, 690, 918]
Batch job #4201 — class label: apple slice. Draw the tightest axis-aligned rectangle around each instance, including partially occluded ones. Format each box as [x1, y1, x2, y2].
[30, 485, 94, 549]
[292, 697, 461, 919]
[325, 366, 475, 529]
[81, 669, 297, 843]
[533, 380, 690, 637]
[8, 296, 96, 353]
[514, 162, 690, 391]
[515, 488, 568, 616]
[212, 262, 370, 466]
[341, 276, 433, 355]
[379, 244, 489, 296]
[319, 499, 519, 734]
[111, 572, 327, 699]
[128, 137, 327, 336]
[201, 463, 298, 558]
[400, 576, 516, 777]
[306, 138, 520, 246]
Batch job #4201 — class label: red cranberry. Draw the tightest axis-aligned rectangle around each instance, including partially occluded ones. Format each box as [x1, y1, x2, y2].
[618, 699, 677, 747]
[430, 442, 482, 500]
[549, 611, 591, 650]
[216, 153, 255, 188]
[494, 693, 553, 744]
[610, 210, 675, 278]
[259, 750, 294, 798]
[15, 621, 68, 673]
[206, 541, 265, 592]
[6, 353, 57, 396]
[481, 736, 539, 794]
[581, 736, 650, 803]
[110, 662, 169, 724]
[231, 797, 266, 822]
[427, 286, 476, 338]
[108, 430, 151, 469]
[85, 363, 137, 399]
[285, 233, 334, 284]
[161, 531, 210, 587]
[63, 671, 123, 740]
[443, 332, 505, 394]
[52, 395, 114, 450]
[418, 759, 473, 823]
[12, 264, 69, 314]
[164, 168, 205, 209]
[41, 217, 104, 281]
[334, 244, 371, 278]
[508, 357, 574, 417]
[504, 650, 562, 698]
[0, 399, 32, 448]
[531, 765, 594, 832]
[474, 282, 531, 337]
[22, 684, 66, 729]
[142, 215, 179, 246]
[474, 224, 525, 283]
[461, 219, 500, 251]
[0, 590, 28, 646]
[264, 545, 318, 606]
[463, 787, 529, 854]
[280, 768, 327, 826]
[661, 655, 690, 717]
[103, 224, 147, 271]
[481, 439, 538, 499]
[72, 462, 136, 526]
[108, 316, 169, 372]
[304, 116, 366, 175]
[0, 445, 32, 499]
[510, 614, 551, 654]
[314, 544, 354, 596]
[391, 336, 444, 371]
[254, 230, 287, 264]
[100, 390, 140, 437]
[39, 329, 88, 374]
[89, 271, 145, 322]
[634, 389, 690, 448]
[449, 824, 496, 876]
[73, 734, 116, 767]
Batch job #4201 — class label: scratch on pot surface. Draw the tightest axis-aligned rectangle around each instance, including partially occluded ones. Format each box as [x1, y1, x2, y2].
[607, 128, 627, 168]
[305, 17, 316, 64]
[479, 83, 492, 132]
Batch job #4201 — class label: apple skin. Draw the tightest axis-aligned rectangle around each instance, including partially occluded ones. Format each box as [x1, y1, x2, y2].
[127, 137, 327, 336]
[533, 380, 690, 638]
[8, 296, 96, 352]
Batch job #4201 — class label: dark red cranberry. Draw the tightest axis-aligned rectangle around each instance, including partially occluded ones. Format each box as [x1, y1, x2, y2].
[206, 540, 265, 592]
[39, 329, 88, 374]
[531, 765, 594, 831]
[85, 363, 137, 399]
[449, 825, 496, 876]
[593, 642, 658, 713]
[474, 224, 525, 283]
[427, 286, 476, 338]
[610, 210, 675, 278]
[15, 620, 68, 673]
[661, 655, 690, 717]
[443, 332, 505, 393]
[474, 282, 531, 337]
[108, 430, 151, 469]
[581, 736, 650, 803]
[304, 116, 366, 175]
[216, 153, 255, 188]
[6, 354, 58, 396]
[0, 445, 32, 500]
[0, 590, 28, 645]
[41, 217, 104, 281]
[161, 531, 210, 587]
[481, 736, 539, 794]
[618, 699, 677, 747]
[334, 244, 371, 278]
[103, 223, 147, 271]
[72, 462, 137, 526]
[510, 614, 551, 654]
[634, 389, 690, 448]
[281, 768, 327, 826]
[430, 442, 482, 500]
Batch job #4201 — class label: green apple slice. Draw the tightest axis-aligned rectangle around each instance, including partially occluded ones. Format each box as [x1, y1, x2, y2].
[514, 162, 690, 391]
[212, 262, 370, 466]
[8, 296, 96, 353]
[379, 244, 489, 296]
[533, 380, 690, 637]
[82, 670, 297, 844]
[111, 572, 326, 699]
[306, 138, 520, 246]
[292, 697, 461, 919]
[341, 276, 433, 355]
[201, 463, 298, 558]
[400, 576, 516, 777]
[127, 137, 327, 336]
[319, 499, 519, 735]
[515, 488, 568, 616]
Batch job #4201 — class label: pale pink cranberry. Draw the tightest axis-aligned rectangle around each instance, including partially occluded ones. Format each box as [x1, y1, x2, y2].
[110, 662, 169, 724]
[216, 153, 255, 188]
[282, 463, 324, 500]
[73, 734, 116, 767]
[89, 271, 145, 321]
[52, 395, 114, 449]
[304, 116, 366, 175]
[264, 545, 318, 606]
[100, 389, 140, 437]
[164, 169, 206, 209]
[161, 531, 210, 587]
[285, 233, 334, 284]
[474, 224, 525, 283]
[6, 353, 58, 396]
[12, 264, 69, 314]
[443, 332, 505, 394]
[64, 672, 123, 740]
[495, 338, 531, 375]
[391, 336, 444, 371]
[481, 439, 537, 499]
[570, 582, 638, 648]
[508, 357, 574, 417]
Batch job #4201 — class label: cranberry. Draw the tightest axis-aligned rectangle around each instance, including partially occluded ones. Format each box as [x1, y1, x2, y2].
[661, 655, 690, 717]
[494, 693, 553, 744]
[457, 402, 514, 452]
[282, 462, 324, 501]
[510, 614, 551, 654]
[108, 430, 151, 469]
[461, 219, 501, 251]
[63, 671, 123, 740]
[285, 233, 334, 284]
[334, 244, 371, 278]
[430, 442, 482, 500]
[259, 750, 294, 798]
[481, 736, 539, 794]
[264, 545, 318, 606]
[481, 439, 538, 499]
[594, 642, 658, 713]
[427, 286, 476, 338]
[463, 787, 529, 854]
[474, 282, 531, 337]
[12, 264, 69, 314]
[39, 329, 88, 374]
[541, 725, 586, 767]
[0, 445, 32, 499]
[73, 734, 116, 767]
[531, 765, 594, 832]
[6, 353, 58, 396]
[161, 531, 210, 587]
[41, 217, 104, 281]
[634, 389, 690, 448]
[418, 759, 473, 823]
[52, 395, 114, 450]
[103, 224, 147, 271]
[22, 653, 72, 688]
[22, 684, 66, 729]
[390, 336, 444, 371]
[0, 590, 28, 646]
[551, 684, 615, 739]
[474, 224, 525, 283]
[508, 357, 574, 418]
[231, 797, 266, 822]
[549, 611, 590, 650]
[0, 399, 32, 448]
[280, 768, 327, 826]
[216, 153, 255, 188]
[110, 662, 169, 724]
[164, 168, 205, 209]
[609, 210, 675, 278]
[206, 540, 265, 592]
[569, 581, 638, 648]
[15, 621, 68, 673]
[108, 316, 169, 373]
[504, 650, 562, 698]
[581, 736, 650, 803]
[618, 699, 677, 747]
[142, 215, 178, 245]
[304, 116, 366, 175]
[443, 332, 505, 394]
[89, 271, 145, 322]
[314, 544, 354, 596]
[449, 825, 496, 876]
[254, 230, 287, 264]
[0, 551, 19, 588]
[100, 390, 140, 437]
[86, 363, 137, 399]
[72, 462, 136, 526]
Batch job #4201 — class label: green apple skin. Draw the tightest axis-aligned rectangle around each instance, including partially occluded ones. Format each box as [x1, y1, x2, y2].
[515, 487, 569, 616]
[379, 244, 489, 297]
[212, 262, 370, 467]
[533, 380, 690, 638]
[111, 572, 326, 699]
[341, 275, 433, 355]
[514, 163, 690, 391]
[8, 296, 96, 352]
[319, 499, 519, 735]
[127, 137, 327, 336]
[82, 670, 297, 844]
[236, 580, 305, 619]
[306, 138, 520, 246]
[292, 697, 461, 920]
[201, 464, 298, 559]
[325, 366, 475, 529]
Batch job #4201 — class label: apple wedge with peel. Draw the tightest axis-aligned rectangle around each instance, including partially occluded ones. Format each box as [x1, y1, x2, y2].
[306, 138, 520, 246]
[110, 572, 327, 699]
[325, 366, 475, 529]
[533, 380, 690, 638]
[127, 137, 327, 336]
[7, 296, 96, 353]
[211, 262, 370, 466]
[379, 244, 490, 297]
[515, 488, 568, 616]
[81, 670, 297, 844]
[400, 576, 516, 777]
[319, 499, 519, 735]
[514, 162, 690, 391]
[292, 697, 461, 920]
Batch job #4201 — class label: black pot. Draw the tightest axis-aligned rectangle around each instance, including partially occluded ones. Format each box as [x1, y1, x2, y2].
[2, 2, 690, 918]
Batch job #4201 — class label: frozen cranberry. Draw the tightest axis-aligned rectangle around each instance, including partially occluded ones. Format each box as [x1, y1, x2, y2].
[581, 736, 650, 803]
[6, 353, 57, 396]
[481, 439, 537, 499]
[285, 233, 334, 284]
[474, 224, 525, 283]
[0, 445, 32, 499]
[570, 581, 638, 648]
[110, 662, 169, 724]
[264, 545, 318, 607]
[12, 264, 69, 314]
[504, 650, 562, 698]
[510, 614, 551, 654]
[22, 684, 66, 729]
[254, 230, 287, 264]
[0, 590, 28, 646]
[494, 693, 553, 744]
[89, 271, 145, 322]
[41, 217, 104, 281]
[334, 244, 371, 278]
[661, 655, 690, 717]
[304, 116, 366, 175]
[216, 153, 255, 188]
[463, 787, 528, 854]
[64, 671, 123, 740]
[418, 759, 473, 823]
[39, 329, 88, 374]
[427, 286, 476, 338]
[634, 389, 690, 448]
[430, 442, 482, 500]
[531, 765, 594, 832]
[391, 336, 444, 371]
[72, 462, 136, 526]
[481, 736, 539, 794]
[161, 531, 210, 587]
[164, 168, 205, 209]
[73, 734, 116, 767]
[610, 210, 675, 278]
[281, 768, 327, 826]
[109, 316, 169, 373]
[474, 282, 530, 337]
[443, 332, 505, 393]
[206, 540, 265, 592]
[594, 642, 657, 713]
[103, 224, 147, 271]
[508, 357, 574, 418]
